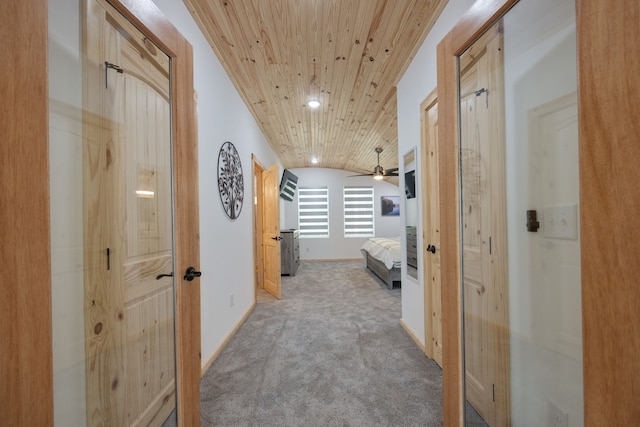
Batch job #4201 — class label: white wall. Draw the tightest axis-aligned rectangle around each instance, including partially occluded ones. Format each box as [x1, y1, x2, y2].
[282, 168, 401, 260]
[396, 0, 476, 346]
[49, 0, 280, 423]
[150, 0, 281, 367]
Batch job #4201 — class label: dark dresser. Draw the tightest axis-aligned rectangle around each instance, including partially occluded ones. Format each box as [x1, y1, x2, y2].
[280, 229, 300, 276]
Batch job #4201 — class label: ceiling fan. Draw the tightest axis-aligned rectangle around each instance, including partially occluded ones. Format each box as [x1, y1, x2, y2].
[349, 147, 399, 180]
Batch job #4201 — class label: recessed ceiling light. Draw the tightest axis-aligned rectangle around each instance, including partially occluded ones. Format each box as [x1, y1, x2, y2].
[307, 99, 320, 109]
[311, 157, 318, 164]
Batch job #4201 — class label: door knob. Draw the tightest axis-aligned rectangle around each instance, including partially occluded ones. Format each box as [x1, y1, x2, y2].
[183, 266, 202, 281]
[271, 236, 283, 241]
[426, 244, 436, 254]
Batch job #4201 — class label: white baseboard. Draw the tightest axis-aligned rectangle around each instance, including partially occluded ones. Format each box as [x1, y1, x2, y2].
[400, 318, 425, 352]
[201, 301, 256, 376]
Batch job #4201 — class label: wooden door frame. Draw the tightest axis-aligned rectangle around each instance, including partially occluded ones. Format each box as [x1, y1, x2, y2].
[0, 1, 52, 425]
[253, 154, 266, 298]
[6, 0, 639, 425]
[438, 0, 640, 425]
[577, 0, 640, 424]
[89, 1, 201, 424]
[437, 2, 517, 423]
[1, 1, 200, 425]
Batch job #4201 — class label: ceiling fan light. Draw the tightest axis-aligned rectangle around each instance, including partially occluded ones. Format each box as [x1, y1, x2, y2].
[307, 99, 320, 109]
[373, 165, 384, 180]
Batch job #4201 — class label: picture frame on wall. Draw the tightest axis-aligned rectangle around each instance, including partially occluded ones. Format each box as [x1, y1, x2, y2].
[381, 195, 400, 216]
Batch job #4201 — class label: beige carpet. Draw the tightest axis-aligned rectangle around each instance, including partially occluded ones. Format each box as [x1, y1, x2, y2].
[162, 260, 492, 426]
[185, 260, 448, 426]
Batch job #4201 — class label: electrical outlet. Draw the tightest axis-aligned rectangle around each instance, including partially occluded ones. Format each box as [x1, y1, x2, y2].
[230, 293, 234, 307]
[548, 399, 568, 427]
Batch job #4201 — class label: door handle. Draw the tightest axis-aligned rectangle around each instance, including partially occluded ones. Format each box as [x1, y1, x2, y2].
[426, 244, 436, 254]
[183, 266, 202, 281]
[156, 272, 173, 280]
[271, 236, 283, 241]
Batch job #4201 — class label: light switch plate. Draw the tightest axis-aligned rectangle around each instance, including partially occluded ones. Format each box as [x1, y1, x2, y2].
[543, 204, 578, 240]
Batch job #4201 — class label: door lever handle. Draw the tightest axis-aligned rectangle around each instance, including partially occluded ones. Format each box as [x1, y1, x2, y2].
[156, 272, 173, 280]
[183, 266, 202, 281]
[271, 236, 283, 241]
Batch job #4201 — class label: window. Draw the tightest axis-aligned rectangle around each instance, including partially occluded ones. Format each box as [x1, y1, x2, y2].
[298, 187, 329, 238]
[343, 186, 375, 238]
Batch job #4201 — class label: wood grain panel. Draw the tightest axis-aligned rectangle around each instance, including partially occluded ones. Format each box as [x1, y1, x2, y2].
[577, 0, 640, 425]
[100, 1, 201, 425]
[183, 0, 448, 178]
[83, 4, 178, 423]
[437, 1, 516, 426]
[437, 31, 464, 427]
[0, 1, 53, 425]
[421, 89, 443, 367]
[262, 163, 281, 299]
[124, 288, 175, 425]
[252, 156, 266, 294]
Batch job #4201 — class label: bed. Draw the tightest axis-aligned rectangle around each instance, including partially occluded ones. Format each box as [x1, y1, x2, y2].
[360, 237, 402, 289]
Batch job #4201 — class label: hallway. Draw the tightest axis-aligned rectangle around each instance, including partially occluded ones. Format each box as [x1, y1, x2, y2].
[168, 260, 445, 426]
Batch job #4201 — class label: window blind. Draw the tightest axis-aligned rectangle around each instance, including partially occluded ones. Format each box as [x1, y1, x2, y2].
[298, 187, 329, 238]
[343, 186, 374, 238]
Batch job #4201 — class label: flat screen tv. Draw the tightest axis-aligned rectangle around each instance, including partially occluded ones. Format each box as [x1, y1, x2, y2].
[405, 170, 416, 199]
[279, 169, 299, 201]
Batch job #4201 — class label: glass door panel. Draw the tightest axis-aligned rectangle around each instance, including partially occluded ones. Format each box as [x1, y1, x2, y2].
[50, 1, 176, 425]
[458, 0, 581, 425]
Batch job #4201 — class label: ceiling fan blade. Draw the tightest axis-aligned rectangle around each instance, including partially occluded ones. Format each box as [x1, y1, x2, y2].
[351, 148, 399, 178]
[382, 168, 399, 176]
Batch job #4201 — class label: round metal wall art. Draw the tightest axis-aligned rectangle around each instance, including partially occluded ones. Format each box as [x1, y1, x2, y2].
[217, 141, 244, 219]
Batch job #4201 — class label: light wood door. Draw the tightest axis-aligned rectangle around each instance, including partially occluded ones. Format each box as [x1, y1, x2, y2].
[459, 24, 510, 426]
[421, 90, 443, 368]
[84, 1, 176, 425]
[253, 157, 265, 293]
[262, 164, 282, 299]
[460, 69, 492, 423]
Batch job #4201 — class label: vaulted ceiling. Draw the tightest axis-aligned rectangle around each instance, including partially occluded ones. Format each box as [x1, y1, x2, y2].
[183, 0, 447, 178]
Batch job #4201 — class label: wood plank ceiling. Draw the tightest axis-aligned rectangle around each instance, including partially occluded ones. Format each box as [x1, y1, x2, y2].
[183, 0, 447, 178]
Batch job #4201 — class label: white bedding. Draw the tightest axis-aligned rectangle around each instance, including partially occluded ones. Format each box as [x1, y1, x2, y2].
[360, 237, 402, 269]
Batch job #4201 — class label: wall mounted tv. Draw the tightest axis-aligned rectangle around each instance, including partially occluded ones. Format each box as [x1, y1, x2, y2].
[279, 169, 299, 201]
[405, 170, 416, 199]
